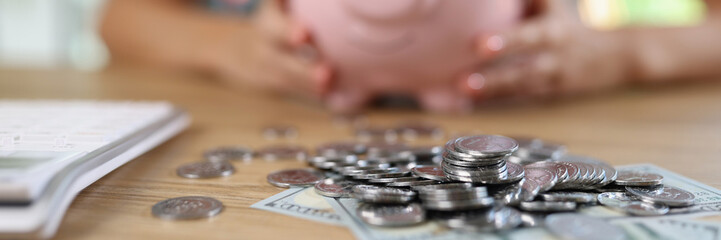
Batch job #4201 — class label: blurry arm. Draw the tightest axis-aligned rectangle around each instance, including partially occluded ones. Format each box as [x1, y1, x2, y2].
[100, 0, 245, 72]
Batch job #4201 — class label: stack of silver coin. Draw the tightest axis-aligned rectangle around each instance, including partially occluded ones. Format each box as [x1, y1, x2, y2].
[441, 135, 525, 185]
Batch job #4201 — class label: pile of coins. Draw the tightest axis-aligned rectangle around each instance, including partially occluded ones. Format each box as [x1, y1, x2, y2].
[157, 119, 698, 239]
[263, 134, 698, 234]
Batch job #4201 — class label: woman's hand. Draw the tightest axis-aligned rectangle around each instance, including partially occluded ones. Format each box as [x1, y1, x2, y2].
[201, 0, 333, 100]
[460, 0, 632, 102]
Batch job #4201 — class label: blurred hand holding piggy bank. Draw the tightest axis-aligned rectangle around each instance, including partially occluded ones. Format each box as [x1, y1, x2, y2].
[289, 0, 523, 112]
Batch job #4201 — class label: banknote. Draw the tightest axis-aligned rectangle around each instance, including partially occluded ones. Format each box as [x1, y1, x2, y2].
[616, 218, 721, 240]
[580, 164, 721, 219]
[326, 164, 721, 240]
[251, 187, 345, 226]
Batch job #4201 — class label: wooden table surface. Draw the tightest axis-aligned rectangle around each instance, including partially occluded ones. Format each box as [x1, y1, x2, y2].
[1, 68, 721, 239]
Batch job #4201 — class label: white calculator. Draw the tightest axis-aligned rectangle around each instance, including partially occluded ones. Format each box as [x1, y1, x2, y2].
[0, 100, 190, 239]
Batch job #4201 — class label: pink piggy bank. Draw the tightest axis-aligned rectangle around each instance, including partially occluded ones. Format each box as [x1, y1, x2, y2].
[289, 0, 523, 112]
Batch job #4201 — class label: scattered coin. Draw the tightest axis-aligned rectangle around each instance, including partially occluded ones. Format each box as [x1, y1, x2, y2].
[152, 196, 223, 220]
[357, 203, 425, 227]
[614, 170, 664, 186]
[545, 213, 626, 240]
[626, 185, 696, 207]
[176, 161, 235, 179]
[267, 169, 325, 188]
[314, 178, 358, 198]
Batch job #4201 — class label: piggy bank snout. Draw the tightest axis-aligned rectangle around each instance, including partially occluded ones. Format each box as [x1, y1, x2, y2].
[341, 0, 438, 22]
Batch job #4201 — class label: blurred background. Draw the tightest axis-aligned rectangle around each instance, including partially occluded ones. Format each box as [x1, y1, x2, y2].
[0, 0, 707, 71]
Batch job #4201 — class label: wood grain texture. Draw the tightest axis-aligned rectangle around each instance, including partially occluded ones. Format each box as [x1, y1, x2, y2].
[1, 67, 721, 239]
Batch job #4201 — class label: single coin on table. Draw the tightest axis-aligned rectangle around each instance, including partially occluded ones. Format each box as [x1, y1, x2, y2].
[545, 213, 627, 240]
[357, 203, 426, 227]
[267, 168, 325, 188]
[152, 196, 224, 220]
[614, 170, 664, 186]
[314, 178, 358, 198]
[176, 161, 235, 179]
[626, 185, 696, 207]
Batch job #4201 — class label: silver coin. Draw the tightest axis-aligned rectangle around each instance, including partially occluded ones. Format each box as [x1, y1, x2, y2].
[623, 201, 669, 216]
[412, 182, 474, 191]
[597, 192, 638, 209]
[569, 156, 616, 187]
[626, 185, 696, 207]
[493, 180, 525, 205]
[442, 161, 508, 177]
[387, 179, 439, 187]
[152, 196, 223, 220]
[440, 206, 522, 232]
[422, 197, 495, 211]
[203, 146, 253, 162]
[266, 168, 325, 188]
[367, 176, 420, 184]
[314, 178, 358, 198]
[519, 201, 577, 212]
[262, 125, 298, 140]
[453, 135, 519, 156]
[257, 144, 308, 161]
[354, 170, 410, 180]
[411, 166, 448, 181]
[176, 161, 235, 179]
[357, 203, 425, 227]
[445, 162, 524, 184]
[554, 161, 581, 185]
[523, 167, 558, 192]
[614, 171, 664, 186]
[525, 161, 568, 183]
[351, 185, 417, 204]
[419, 186, 488, 201]
[540, 192, 597, 204]
[546, 213, 626, 240]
